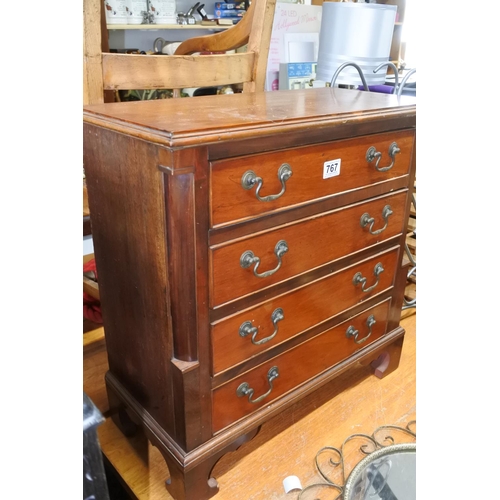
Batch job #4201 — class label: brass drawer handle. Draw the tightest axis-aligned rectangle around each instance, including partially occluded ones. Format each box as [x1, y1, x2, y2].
[360, 205, 393, 235]
[236, 366, 279, 404]
[366, 142, 401, 172]
[241, 163, 293, 202]
[239, 308, 284, 345]
[240, 240, 289, 278]
[352, 263, 384, 293]
[346, 315, 376, 345]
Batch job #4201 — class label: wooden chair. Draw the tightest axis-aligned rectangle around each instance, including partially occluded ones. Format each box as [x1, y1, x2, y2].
[83, 0, 277, 314]
[83, 0, 277, 105]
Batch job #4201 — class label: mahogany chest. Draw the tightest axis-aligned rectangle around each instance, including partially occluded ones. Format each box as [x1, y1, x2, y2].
[83, 87, 416, 499]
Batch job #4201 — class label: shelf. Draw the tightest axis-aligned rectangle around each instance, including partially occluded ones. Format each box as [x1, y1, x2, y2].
[107, 23, 231, 30]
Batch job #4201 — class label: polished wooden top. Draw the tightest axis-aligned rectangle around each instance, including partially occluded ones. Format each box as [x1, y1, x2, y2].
[83, 88, 416, 147]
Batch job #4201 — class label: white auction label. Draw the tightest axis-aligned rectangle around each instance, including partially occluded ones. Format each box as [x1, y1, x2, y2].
[323, 158, 341, 179]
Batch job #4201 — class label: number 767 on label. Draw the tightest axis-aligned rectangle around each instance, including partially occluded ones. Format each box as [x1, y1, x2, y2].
[323, 159, 341, 179]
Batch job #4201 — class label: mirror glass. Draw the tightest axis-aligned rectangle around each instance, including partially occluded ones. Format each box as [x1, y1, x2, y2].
[344, 443, 416, 500]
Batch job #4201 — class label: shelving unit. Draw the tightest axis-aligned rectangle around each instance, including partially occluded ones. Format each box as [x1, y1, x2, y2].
[107, 1, 407, 69]
[105, 0, 237, 52]
[107, 23, 230, 30]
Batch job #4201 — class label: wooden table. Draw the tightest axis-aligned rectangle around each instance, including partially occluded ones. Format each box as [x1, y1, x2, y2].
[83, 307, 415, 499]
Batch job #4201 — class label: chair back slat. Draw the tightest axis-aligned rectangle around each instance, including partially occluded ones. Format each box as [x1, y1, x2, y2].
[102, 52, 256, 91]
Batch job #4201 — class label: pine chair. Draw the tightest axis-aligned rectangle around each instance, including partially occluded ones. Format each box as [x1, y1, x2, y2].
[83, 0, 277, 105]
[83, 0, 277, 313]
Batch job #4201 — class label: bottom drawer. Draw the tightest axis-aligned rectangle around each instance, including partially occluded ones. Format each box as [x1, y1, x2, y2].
[212, 298, 391, 432]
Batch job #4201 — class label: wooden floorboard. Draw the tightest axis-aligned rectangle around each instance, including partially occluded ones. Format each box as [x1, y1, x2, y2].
[83, 309, 416, 499]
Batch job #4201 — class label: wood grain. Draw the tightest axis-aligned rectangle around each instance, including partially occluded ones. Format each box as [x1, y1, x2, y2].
[83, 0, 104, 105]
[83, 327, 105, 348]
[173, 0, 256, 55]
[83, 275, 100, 300]
[210, 190, 408, 306]
[83, 309, 415, 499]
[210, 129, 415, 227]
[84, 0, 277, 101]
[102, 52, 256, 90]
[211, 247, 400, 375]
[241, 0, 276, 93]
[83, 88, 416, 150]
[212, 300, 392, 432]
[83, 88, 416, 499]
[84, 125, 178, 440]
[83, 183, 90, 217]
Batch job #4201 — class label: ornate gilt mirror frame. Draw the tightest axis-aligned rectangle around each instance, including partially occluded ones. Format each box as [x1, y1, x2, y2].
[298, 421, 416, 499]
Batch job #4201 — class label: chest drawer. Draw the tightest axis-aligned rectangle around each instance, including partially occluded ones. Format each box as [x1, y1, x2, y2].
[211, 246, 399, 375]
[210, 130, 414, 227]
[210, 190, 408, 307]
[212, 298, 391, 432]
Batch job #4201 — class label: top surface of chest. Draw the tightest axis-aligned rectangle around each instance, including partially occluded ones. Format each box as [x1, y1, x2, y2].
[83, 87, 416, 149]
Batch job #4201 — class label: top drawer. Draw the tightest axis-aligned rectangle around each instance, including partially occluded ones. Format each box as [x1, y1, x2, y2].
[210, 129, 415, 227]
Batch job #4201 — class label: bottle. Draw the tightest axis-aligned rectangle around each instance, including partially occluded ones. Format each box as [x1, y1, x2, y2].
[103, 0, 129, 24]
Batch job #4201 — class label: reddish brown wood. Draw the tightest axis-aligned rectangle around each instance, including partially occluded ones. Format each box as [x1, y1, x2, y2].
[211, 288, 396, 388]
[210, 129, 415, 227]
[210, 190, 408, 306]
[364, 333, 405, 379]
[212, 300, 391, 432]
[210, 236, 401, 323]
[159, 427, 260, 500]
[162, 153, 203, 363]
[83, 126, 178, 438]
[82, 88, 417, 149]
[82, 87, 416, 500]
[83, 215, 92, 237]
[208, 177, 410, 246]
[211, 247, 400, 374]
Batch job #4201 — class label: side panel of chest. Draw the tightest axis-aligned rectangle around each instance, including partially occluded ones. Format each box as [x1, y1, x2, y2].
[83, 125, 214, 451]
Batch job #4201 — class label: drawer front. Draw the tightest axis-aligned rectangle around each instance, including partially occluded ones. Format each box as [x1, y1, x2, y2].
[211, 247, 399, 374]
[212, 299, 391, 432]
[210, 130, 414, 227]
[211, 190, 407, 307]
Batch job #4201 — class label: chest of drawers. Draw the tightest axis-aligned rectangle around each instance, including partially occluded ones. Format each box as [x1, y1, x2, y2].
[83, 87, 416, 500]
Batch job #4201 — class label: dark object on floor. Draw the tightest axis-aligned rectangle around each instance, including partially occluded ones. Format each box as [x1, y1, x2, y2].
[83, 392, 110, 500]
[103, 456, 134, 500]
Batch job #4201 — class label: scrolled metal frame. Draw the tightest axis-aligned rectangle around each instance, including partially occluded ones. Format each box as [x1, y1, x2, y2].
[298, 420, 416, 500]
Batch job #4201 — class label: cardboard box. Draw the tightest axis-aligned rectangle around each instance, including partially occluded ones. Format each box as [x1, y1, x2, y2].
[279, 62, 317, 90]
[265, 3, 323, 91]
[214, 2, 246, 9]
[214, 9, 245, 17]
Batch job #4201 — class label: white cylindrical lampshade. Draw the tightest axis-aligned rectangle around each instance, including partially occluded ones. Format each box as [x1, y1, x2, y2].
[316, 2, 397, 86]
